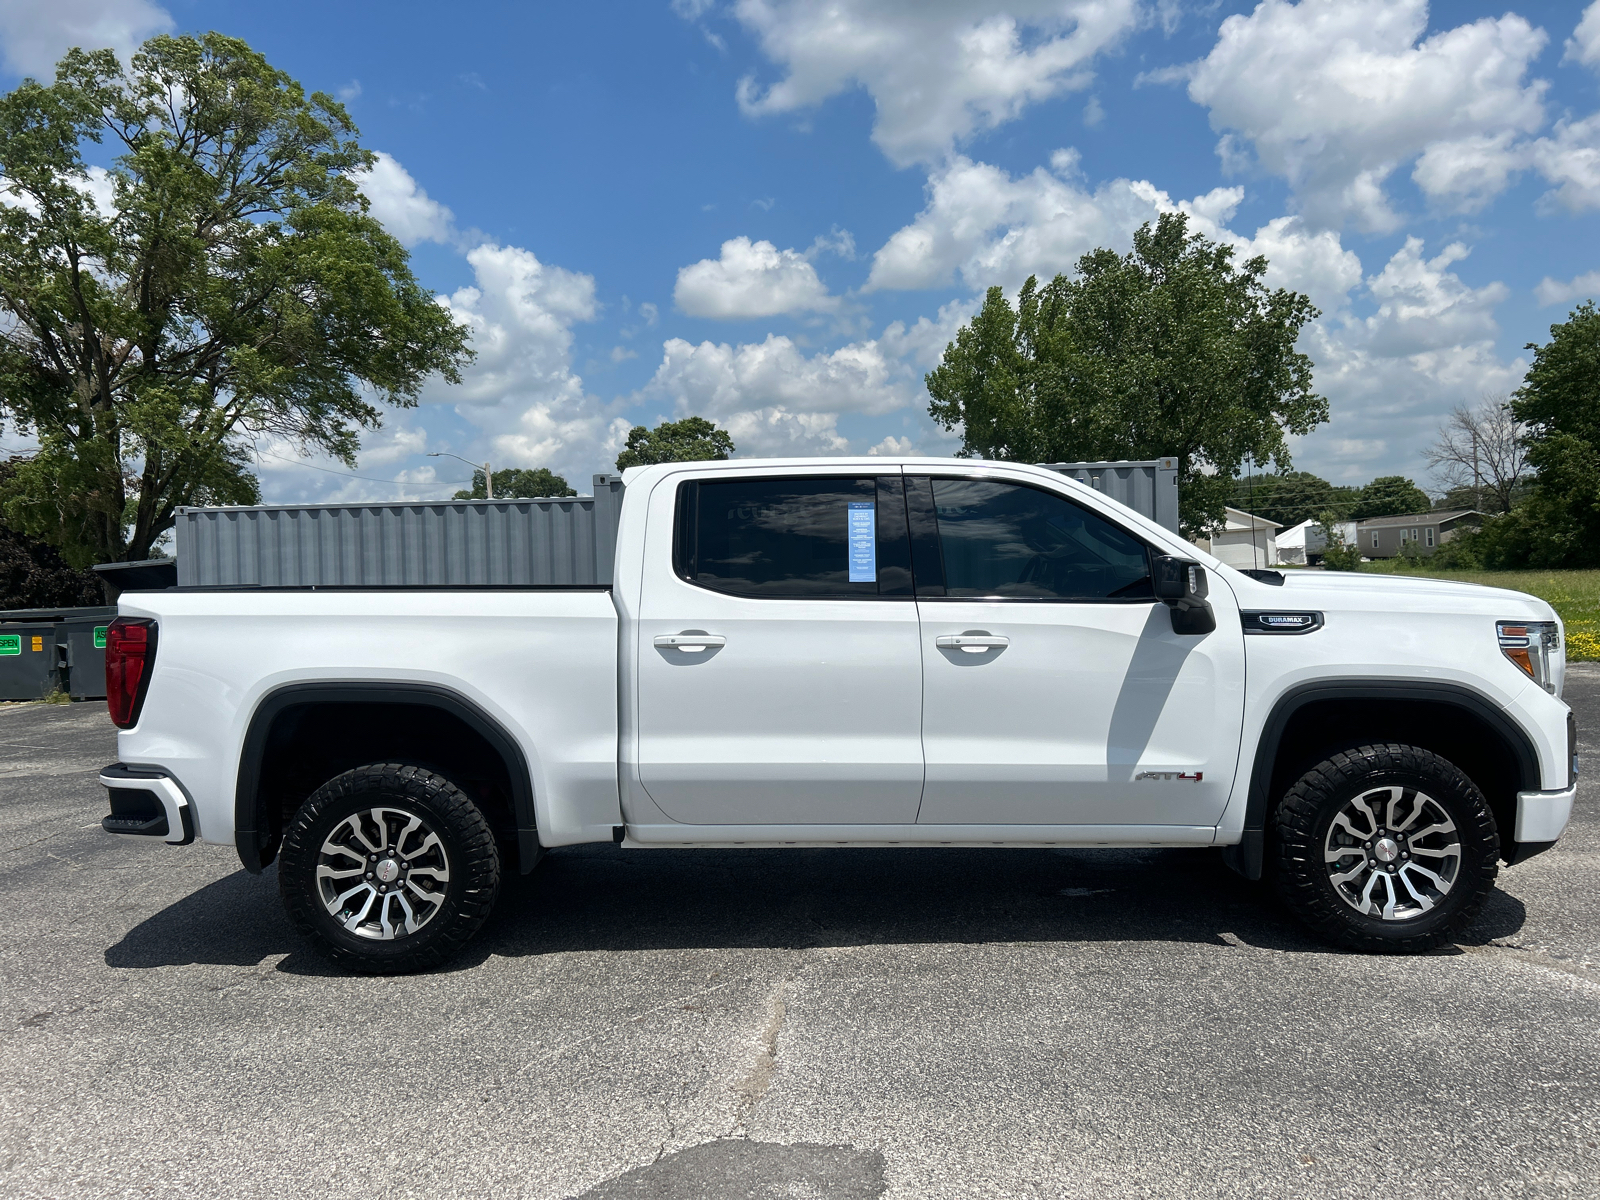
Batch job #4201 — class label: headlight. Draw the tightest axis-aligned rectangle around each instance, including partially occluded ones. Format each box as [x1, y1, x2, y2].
[1498, 620, 1563, 696]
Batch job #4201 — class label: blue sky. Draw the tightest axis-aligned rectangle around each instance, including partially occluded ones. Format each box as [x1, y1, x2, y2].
[3, 0, 1599, 502]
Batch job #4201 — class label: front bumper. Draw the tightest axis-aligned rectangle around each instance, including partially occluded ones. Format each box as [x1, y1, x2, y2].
[1505, 785, 1576, 865]
[1516, 785, 1576, 842]
[99, 763, 194, 845]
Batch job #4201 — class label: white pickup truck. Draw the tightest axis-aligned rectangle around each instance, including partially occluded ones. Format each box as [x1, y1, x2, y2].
[98, 458, 1578, 972]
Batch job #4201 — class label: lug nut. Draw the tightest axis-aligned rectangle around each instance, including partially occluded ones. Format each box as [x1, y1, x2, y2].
[365, 872, 373, 879]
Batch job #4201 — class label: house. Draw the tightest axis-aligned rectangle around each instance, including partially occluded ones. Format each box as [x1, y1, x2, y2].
[1191, 507, 1280, 570]
[1355, 510, 1484, 558]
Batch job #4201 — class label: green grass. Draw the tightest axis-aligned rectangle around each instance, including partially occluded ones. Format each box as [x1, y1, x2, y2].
[1353, 562, 1600, 660]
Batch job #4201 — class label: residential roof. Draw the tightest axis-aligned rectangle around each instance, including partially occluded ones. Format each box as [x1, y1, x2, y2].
[1357, 510, 1484, 528]
[1223, 506, 1281, 531]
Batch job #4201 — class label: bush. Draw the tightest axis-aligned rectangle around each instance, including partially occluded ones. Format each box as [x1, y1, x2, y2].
[1428, 530, 1483, 569]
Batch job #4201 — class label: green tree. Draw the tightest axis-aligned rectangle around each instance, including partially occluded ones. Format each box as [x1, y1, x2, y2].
[1483, 301, 1600, 568]
[615, 416, 734, 471]
[1233, 470, 1356, 528]
[454, 467, 576, 500]
[0, 460, 102, 607]
[0, 35, 472, 566]
[1316, 510, 1364, 572]
[924, 213, 1326, 536]
[1350, 476, 1431, 520]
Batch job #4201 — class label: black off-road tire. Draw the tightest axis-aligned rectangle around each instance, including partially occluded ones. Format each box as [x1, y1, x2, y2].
[1273, 744, 1499, 953]
[279, 763, 500, 974]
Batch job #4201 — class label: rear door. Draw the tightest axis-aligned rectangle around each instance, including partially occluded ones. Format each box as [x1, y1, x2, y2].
[634, 470, 925, 825]
[910, 473, 1245, 828]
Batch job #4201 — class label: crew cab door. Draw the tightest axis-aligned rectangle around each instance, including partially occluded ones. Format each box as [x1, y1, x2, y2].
[909, 473, 1245, 828]
[633, 470, 924, 825]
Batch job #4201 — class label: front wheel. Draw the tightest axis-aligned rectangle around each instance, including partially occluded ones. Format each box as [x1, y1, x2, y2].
[279, 763, 500, 974]
[1273, 744, 1499, 953]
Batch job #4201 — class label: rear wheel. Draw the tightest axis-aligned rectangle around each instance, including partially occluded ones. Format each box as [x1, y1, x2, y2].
[279, 763, 500, 973]
[1273, 744, 1498, 953]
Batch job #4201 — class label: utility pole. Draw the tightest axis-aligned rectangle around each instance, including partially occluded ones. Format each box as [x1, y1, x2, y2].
[485, 462, 493, 500]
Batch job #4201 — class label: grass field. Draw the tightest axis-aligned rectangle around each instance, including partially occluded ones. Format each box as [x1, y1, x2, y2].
[1354, 562, 1600, 661]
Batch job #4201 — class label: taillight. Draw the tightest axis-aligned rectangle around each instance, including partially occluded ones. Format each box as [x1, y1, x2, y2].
[105, 617, 157, 728]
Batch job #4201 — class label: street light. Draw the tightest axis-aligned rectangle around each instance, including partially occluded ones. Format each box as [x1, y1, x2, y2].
[427, 452, 492, 498]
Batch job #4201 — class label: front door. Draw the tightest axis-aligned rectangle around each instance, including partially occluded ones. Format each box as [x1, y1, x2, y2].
[910, 474, 1245, 828]
[635, 471, 925, 825]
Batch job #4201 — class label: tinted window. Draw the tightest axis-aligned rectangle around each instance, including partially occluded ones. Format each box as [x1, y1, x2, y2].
[929, 479, 1152, 600]
[676, 477, 912, 598]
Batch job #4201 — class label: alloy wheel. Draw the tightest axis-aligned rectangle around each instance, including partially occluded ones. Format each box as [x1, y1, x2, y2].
[1323, 785, 1462, 921]
[315, 806, 452, 940]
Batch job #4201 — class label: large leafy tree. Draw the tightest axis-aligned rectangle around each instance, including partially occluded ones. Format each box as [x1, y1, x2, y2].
[0, 34, 472, 566]
[1350, 475, 1432, 520]
[454, 467, 576, 500]
[1233, 470, 1357, 528]
[925, 213, 1326, 536]
[615, 415, 734, 471]
[1, 458, 100, 606]
[1480, 301, 1600, 568]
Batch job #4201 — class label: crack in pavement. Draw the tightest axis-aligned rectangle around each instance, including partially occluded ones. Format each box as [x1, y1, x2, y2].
[513, 976, 745, 1078]
[730, 950, 807, 1139]
[1465, 940, 1600, 986]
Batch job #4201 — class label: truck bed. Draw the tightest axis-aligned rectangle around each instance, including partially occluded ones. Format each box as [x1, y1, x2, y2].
[113, 587, 622, 851]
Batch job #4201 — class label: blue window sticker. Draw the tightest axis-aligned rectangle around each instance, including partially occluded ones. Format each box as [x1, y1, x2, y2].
[847, 502, 876, 583]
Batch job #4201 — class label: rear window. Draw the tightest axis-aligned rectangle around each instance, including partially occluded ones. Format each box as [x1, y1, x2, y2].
[674, 477, 912, 599]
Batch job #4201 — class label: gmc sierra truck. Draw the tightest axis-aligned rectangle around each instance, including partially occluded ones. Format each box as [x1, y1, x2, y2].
[97, 458, 1578, 972]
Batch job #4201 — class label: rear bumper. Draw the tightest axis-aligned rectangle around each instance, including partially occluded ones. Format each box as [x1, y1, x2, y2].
[99, 763, 194, 846]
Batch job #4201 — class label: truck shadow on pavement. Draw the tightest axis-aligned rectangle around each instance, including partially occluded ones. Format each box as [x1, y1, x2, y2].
[104, 844, 1529, 974]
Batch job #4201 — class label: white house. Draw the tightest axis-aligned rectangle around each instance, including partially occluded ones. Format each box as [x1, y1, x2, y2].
[1192, 507, 1280, 570]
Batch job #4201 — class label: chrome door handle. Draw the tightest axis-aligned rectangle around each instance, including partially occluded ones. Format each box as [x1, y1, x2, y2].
[654, 633, 726, 653]
[935, 634, 1009, 653]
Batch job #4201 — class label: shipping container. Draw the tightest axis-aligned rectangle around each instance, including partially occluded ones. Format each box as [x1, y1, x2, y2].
[171, 461, 1179, 590]
[174, 476, 626, 588]
[1035, 458, 1180, 534]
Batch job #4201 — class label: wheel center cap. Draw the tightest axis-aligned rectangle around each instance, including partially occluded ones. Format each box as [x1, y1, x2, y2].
[1373, 837, 1400, 864]
[375, 858, 401, 884]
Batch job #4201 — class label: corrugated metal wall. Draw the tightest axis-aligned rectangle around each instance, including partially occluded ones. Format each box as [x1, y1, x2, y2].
[175, 475, 625, 587]
[174, 461, 1178, 588]
[1036, 459, 1180, 533]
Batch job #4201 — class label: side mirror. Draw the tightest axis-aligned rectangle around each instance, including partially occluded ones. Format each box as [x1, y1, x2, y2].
[1152, 555, 1215, 635]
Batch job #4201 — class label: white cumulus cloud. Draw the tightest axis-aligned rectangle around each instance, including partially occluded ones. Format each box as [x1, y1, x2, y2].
[1535, 270, 1600, 308]
[640, 333, 922, 456]
[674, 236, 838, 318]
[429, 242, 629, 481]
[722, 0, 1142, 167]
[0, 0, 171, 77]
[863, 150, 1357, 310]
[1567, 2, 1600, 70]
[352, 151, 456, 247]
[1291, 238, 1520, 483]
[1183, 0, 1548, 230]
[1529, 113, 1600, 214]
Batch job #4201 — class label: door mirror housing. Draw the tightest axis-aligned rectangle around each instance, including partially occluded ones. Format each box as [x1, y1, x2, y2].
[1151, 555, 1215, 635]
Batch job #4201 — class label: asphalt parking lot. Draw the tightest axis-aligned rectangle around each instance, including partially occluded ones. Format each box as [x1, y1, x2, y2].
[2, 676, 1598, 1200]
